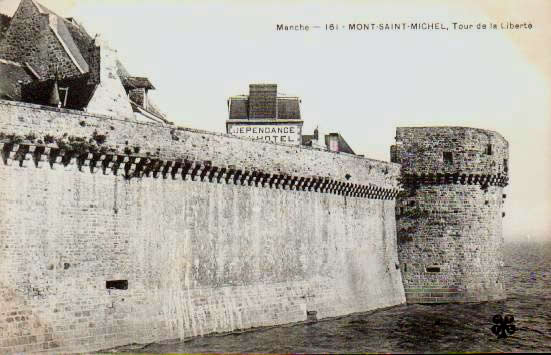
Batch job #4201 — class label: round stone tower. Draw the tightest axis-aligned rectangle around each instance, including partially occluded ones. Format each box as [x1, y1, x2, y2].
[390, 127, 509, 303]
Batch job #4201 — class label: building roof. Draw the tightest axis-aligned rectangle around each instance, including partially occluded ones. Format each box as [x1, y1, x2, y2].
[116, 59, 156, 91]
[0, 59, 32, 100]
[116, 60, 131, 79]
[33, 1, 90, 73]
[1, 0, 170, 125]
[1, 1, 94, 79]
[228, 84, 301, 120]
[228, 97, 249, 120]
[277, 97, 301, 120]
[129, 100, 172, 124]
[64, 18, 94, 65]
[122, 76, 155, 90]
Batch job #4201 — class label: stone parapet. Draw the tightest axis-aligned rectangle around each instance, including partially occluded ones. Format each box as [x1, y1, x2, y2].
[0, 99, 400, 190]
[391, 126, 509, 177]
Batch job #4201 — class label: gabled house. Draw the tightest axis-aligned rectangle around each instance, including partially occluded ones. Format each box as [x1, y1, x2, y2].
[0, 0, 171, 124]
[302, 127, 357, 155]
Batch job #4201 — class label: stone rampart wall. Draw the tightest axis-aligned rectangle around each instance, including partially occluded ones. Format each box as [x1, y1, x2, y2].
[0, 101, 405, 353]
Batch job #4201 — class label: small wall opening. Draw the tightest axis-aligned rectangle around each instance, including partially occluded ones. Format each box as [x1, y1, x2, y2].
[306, 310, 318, 322]
[106, 280, 128, 290]
[426, 266, 441, 273]
[485, 144, 493, 155]
[443, 152, 453, 164]
[504, 159, 509, 173]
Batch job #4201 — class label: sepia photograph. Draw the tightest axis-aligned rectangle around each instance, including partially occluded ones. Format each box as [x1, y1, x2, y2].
[0, 0, 549, 353]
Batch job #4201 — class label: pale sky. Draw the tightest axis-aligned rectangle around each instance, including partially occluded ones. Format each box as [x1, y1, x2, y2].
[1, 0, 550, 241]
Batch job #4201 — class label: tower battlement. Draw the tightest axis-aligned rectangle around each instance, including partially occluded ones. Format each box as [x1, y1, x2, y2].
[392, 126, 509, 303]
[391, 126, 509, 177]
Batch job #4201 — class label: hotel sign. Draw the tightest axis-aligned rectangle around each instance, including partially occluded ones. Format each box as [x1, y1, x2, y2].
[227, 121, 303, 145]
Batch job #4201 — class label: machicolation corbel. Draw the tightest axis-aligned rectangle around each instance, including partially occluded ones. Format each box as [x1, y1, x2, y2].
[0, 142, 398, 200]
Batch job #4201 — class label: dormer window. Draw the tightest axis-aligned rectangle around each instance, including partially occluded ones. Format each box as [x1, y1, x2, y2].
[122, 77, 155, 110]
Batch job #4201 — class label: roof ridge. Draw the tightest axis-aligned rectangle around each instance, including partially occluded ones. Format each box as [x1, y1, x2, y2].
[0, 58, 22, 66]
[31, 0, 67, 21]
[33, 1, 93, 42]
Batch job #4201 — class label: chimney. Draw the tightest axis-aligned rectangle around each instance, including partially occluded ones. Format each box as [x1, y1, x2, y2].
[248, 83, 277, 119]
[327, 133, 340, 152]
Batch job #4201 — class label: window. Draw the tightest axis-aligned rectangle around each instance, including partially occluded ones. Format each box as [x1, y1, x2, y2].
[443, 152, 453, 164]
[504, 159, 509, 173]
[426, 266, 441, 273]
[106, 280, 128, 290]
[485, 144, 493, 155]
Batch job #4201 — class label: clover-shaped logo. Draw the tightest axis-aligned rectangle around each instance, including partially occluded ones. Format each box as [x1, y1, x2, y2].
[491, 314, 516, 339]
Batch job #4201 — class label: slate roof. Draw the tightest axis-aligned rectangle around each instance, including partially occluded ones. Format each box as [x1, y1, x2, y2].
[33, 1, 90, 73]
[1, 1, 169, 124]
[130, 100, 172, 124]
[228, 97, 249, 120]
[228, 96, 301, 120]
[277, 97, 301, 120]
[0, 60, 32, 100]
[145, 99, 167, 120]
[117, 59, 155, 91]
[122, 76, 155, 90]
[116, 60, 131, 80]
[301, 130, 356, 154]
[64, 19, 94, 67]
[228, 84, 301, 120]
